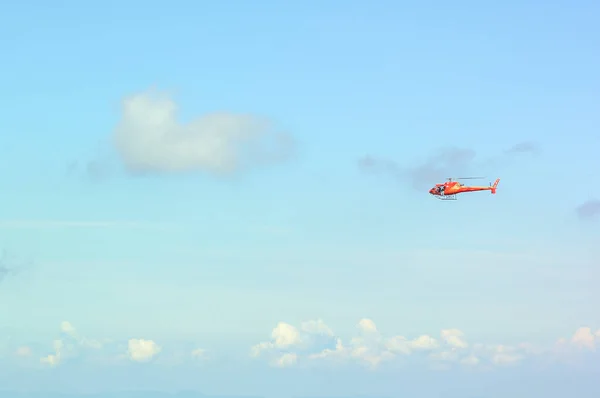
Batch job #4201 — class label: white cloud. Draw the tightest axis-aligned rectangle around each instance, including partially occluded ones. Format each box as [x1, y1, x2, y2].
[127, 338, 161, 362]
[251, 319, 600, 370]
[113, 90, 294, 175]
[255, 318, 452, 369]
[570, 327, 596, 350]
[60, 321, 103, 349]
[40, 339, 63, 367]
[441, 329, 468, 349]
[409, 334, 439, 350]
[250, 322, 304, 358]
[40, 322, 103, 367]
[15, 346, 32, 357]
[274, 352, 297, 368]
[13, 320, 600, 370]
[489, 345, 524, 365]
[358, 318, 378, 334]
[301, 319, 334, 336]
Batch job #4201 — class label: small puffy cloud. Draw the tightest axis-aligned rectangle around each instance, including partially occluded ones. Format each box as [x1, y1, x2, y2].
[60, 321, 76, 335]
[357, 318, 377, 333]
[251, 320, 344, 368]
[250, 322, 303, 358]
[490, 345, 524, 365]
[312, 320, 441, 367]
[15, 346, 32, 357]
[191, 348, 206, 359]
[112, 89, 294, 176]
[552, 327, 600, 358]
[305, 318, 398, 368]
[274, 352, 297, 368]
[39, 322, 104, 367]
[301, 319, 334, 336]
[60, 321, 102, 349]
[570, 327, 597, 350]
[441, 329, 468, 349]
[408, 335, 439, 350]
[127, 339, 161, 362]
[272, 322, 302, 348]
[40, 339, 63, 367]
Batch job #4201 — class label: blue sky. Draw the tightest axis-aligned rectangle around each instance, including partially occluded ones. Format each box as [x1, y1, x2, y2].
[0, 0, 599, 397]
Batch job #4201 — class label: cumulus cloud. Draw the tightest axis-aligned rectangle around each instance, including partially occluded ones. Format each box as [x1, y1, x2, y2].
[40, 322, 103, 367]
[441, 329, 468, 349]
[112, 89, 294, 176]
[60, 321, 102, 349]
[12, 319, 600, 371]
[252, 318, 459, 369]
[358, 141, 538, 191]
[127, 338, 161, 362]
[570, 327, 597, 350]
[575, 199, 600, 220]
[251, 319, 600, 370]
[490, 345, 524, 365]
[34, 322, 210, 367]
[40, 339, 63, 367]
[275, 352, 298, 367]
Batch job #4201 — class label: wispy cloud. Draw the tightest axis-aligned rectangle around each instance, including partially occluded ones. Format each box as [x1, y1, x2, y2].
[575, 199, 600, 220]
[358, 141, 539, 191]
[0, 250, 31, 285]
[358, 146, 478, 191]
[504, 141, 541, 154]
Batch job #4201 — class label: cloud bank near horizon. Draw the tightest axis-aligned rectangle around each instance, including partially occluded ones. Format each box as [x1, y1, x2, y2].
[6, 319, 598, 371]
[250, 318, 600, 370]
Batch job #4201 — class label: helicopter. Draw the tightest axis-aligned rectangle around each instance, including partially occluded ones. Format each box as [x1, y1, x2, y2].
[429, 177, 500, 200]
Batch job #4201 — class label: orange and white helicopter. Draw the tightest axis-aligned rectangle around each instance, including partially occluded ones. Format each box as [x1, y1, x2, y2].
[429, 177, 500, 200]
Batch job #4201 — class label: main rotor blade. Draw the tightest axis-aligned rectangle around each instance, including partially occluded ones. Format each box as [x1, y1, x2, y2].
[452, 176, 485, 180]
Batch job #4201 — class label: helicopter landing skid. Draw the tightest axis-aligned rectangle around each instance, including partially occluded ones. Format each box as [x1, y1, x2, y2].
[436, 194, 457, 200]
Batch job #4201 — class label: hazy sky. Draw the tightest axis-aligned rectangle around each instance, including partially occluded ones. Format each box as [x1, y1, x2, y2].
[0, 0, 599, 397]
